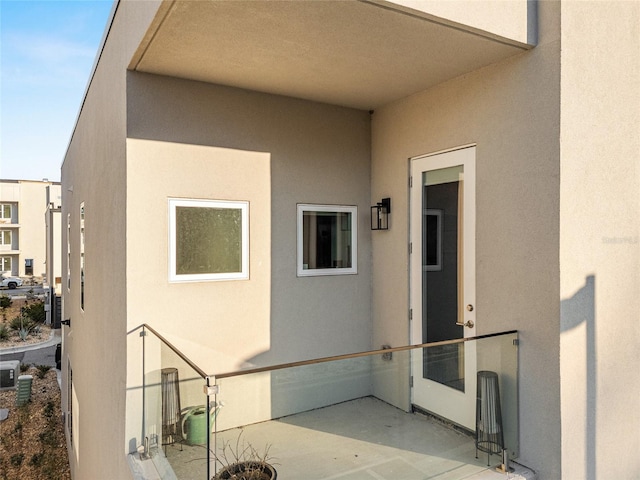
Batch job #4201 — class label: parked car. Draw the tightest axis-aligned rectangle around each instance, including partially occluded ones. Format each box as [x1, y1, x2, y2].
[0, 275, 22, 289]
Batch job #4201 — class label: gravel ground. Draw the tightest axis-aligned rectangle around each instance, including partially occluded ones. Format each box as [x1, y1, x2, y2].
[1, 297, 52, 349]
[1, 297, 70, 479]
[0, 366, 70, 480]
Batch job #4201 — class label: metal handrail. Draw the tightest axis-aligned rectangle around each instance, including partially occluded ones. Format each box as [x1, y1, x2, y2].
[131, 323, 517, 382]
[214, 330, 518, 379]
[130, 323, 209, 379]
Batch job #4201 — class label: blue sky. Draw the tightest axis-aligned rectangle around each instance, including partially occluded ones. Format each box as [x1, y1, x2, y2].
[1, 0, 113, 182]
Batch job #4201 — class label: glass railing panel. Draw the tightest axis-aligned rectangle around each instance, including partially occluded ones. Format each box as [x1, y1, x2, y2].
[476, 331, 519, 459]
[139, 326, 210, 480]
[211, 331, 518, 479]
[410, 332, 519, 461]
[130, 328, 517, 479]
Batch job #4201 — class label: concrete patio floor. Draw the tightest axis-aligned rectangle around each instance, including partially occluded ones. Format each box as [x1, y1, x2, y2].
[163, 396, 535, 480]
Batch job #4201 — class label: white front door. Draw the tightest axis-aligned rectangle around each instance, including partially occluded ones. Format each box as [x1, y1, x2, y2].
[410, 146, 476, 430]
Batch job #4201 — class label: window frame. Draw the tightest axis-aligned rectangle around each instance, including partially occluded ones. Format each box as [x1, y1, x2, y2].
[67, 362, 73, 443]
[297, 204, 358, 277]
[67, 213, 71, 291]
[0, 204, 11, 220]
[0, 256, 11, 272]
[0, 230, 11, 246]
[168, 198, 249, 283]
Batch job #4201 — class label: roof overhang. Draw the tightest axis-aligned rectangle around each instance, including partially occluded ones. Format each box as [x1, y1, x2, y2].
[129, 0, 532, 110]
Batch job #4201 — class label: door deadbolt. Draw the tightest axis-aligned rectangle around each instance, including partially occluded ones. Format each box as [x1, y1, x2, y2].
[466, 304, 474, 312]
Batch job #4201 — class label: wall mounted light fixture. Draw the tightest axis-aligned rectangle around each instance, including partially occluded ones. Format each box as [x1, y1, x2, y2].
[371, 197, 391, 230]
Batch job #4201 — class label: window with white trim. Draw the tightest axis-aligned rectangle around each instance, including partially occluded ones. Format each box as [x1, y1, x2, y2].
[0, 230, 11, 246]
[169, 198, 249, 282]
[0, 204, 11, 220]
[297, 204, 357, 276]
[0, 256, 12, 272]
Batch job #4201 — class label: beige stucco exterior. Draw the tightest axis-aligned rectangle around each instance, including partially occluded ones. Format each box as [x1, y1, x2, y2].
[61, 0, 160, 476]
[60, 1, 640, 479]
[387, 0, 536, 45]
[125, 73, 372, 369]
[371, 3, 561, 475]
[559, 2, 640, 478]
[122, 74, 373, 442]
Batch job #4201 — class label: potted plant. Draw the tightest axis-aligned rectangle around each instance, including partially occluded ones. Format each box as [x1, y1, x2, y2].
[214, 433, 277, 480]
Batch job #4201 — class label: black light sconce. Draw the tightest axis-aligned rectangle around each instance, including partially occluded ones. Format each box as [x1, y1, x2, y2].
[371, 197, 391, 230]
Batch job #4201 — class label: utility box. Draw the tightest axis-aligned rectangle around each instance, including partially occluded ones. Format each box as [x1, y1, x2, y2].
[0, 360, 20, 390]
[16, 375, 33, 406]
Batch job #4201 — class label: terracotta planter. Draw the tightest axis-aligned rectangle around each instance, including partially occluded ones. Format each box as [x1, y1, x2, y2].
[215, 461, 277, 480]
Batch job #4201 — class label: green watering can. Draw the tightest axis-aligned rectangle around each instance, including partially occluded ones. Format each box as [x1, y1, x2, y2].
[181, 404, 220, 445]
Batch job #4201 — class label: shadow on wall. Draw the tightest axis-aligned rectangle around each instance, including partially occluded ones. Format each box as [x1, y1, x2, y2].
[560, 275, 595, 480]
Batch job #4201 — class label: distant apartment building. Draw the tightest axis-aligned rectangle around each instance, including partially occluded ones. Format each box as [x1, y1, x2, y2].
[0, 179, 61, 282]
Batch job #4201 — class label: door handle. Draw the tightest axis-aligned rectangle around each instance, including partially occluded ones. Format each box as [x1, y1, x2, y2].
[455, 320, 474, 328]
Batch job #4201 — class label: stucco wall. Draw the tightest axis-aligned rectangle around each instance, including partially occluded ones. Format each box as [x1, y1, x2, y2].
[125, 137, 273, 369]
[124, 73, 371, 434]
[559, 2, 640, 479]
[389, 0, 536, 46]
[371, 1, 561, 477]
[61, 1, 162, 479]
[45, 184, 62, 289]
[125, 73, 372, 368]
[15, 182, 44, 277]
[45, 207, 62, 290]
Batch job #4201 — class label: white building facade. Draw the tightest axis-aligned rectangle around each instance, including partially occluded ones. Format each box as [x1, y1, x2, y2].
[0, 179, 61, 281]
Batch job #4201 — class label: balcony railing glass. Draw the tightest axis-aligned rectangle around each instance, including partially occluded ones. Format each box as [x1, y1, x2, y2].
[136, 324, 212, 480]
[133, 329, 518, 479]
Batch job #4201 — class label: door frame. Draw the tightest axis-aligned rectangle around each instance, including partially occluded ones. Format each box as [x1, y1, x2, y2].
[409, 144, 477, 430]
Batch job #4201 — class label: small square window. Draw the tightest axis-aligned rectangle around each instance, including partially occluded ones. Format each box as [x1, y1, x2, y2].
[169, 198, 249, 282]
[297, 204, 357, 277]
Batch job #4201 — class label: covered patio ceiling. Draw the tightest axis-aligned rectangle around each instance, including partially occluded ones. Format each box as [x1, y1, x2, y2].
[129, 0, 530, 111]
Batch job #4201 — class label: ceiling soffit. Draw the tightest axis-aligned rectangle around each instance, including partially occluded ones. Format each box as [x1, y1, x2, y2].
[130, 0, 528, 110]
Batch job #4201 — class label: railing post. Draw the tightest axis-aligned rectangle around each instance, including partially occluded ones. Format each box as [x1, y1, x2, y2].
[140, 327, 147, 451]
[204, 377, 218, 480]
